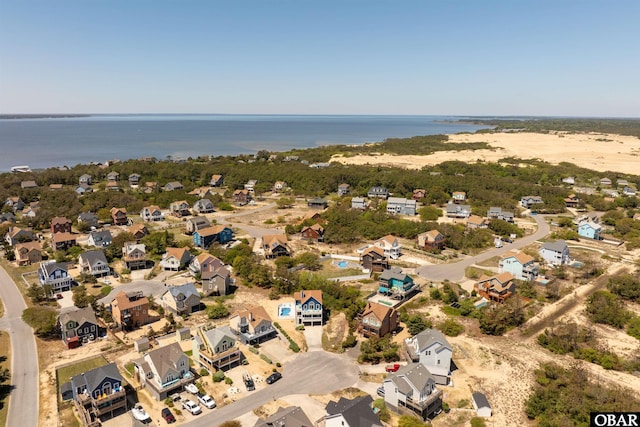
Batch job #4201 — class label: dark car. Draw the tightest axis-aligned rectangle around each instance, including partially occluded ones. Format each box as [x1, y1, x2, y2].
[243, 373, 255, 391]
[266, 372, 282, 384]
[162, 407, 176, 423]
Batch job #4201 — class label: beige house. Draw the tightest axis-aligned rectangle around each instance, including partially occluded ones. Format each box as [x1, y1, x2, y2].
[192, 325, 242, 373]
[161, 283, 201, 315]
[160, 247, 192, 271]
[229, 306, 276, 345]
[133, 342, 194, 400]
[14, 241, 42, 266]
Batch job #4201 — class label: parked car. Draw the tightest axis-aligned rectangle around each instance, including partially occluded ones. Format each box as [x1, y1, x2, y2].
[266, 372, 282, 384]
[181, 399, 202, 415]
[196, 393, 216, 409]
[184, 383, 199, 394]
[377, 386, 385, 397]
[385, 363, 400, 372]
[161, 407, 176, 423]
[56, 293, 63, 299]
[243, 372, 255, 391]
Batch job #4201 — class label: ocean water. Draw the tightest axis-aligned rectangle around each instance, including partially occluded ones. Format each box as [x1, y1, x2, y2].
[0, 114, 489, 172]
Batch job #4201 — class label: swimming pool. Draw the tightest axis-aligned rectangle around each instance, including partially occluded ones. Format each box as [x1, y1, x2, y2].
[278, 303, 295, 319]
[338, 261, 348, 268]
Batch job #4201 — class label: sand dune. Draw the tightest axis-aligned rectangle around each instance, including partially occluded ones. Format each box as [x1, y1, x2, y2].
[331, 132, 640, 174]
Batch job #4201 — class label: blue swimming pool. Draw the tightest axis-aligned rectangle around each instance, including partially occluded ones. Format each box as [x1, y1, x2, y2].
[278, 303, 294, 318]
[338, 261, 348, 268]
[280, 307, 291, 316]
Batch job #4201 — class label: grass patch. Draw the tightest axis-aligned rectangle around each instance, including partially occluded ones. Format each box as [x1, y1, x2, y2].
[100, 286, 112, 296]
[465, 266, 494, 279]
[476, 256, 500, 268]
[0, 331, 11, 427]
[184, 350, 193, 357]
[124, 362, 134, 377]
[318, 268, 363, 279]
[56, 356, 109, 395]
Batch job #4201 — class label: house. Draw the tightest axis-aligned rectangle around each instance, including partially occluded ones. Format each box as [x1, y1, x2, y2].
[77, 212, 99, 228]
[164, 181, 184, 191]
[337, 183, 350, 196]
[111, 291, 150, 331]
[300, 223, 324, 241]
[623, 186, 637, 196]
[76, 183, 91, 195]
[51, 232, 78, 251]
[38, 261, 72, 295]
[539, 240, 570, 266]
[79, 174, 92, 185]
[62, 363, 126, 424]
[192, 325, 242, 372]
[49, 183, 64, 190]
[360, 246, 389, 272]
[412, 189, 426, 201]
[128, 223, 148, 240]
[185, 216, 211, 235]
[106, 171, 119, 182]
[351, 197, 368, 210]
[488, 207, 515, 222]
[472, 392, 492, 418]
[261, 234, 291, 258]
[229, 306, 277, 345]
[128, 173, 141, 187]
[383, 363, 443, 421]
[193, 225, 233, 249]
[133, 342, 194, 400]
[498, 250, 539, 281]
[244, 179, 258, 194]
[106, 181, 120, 191]
[5, 226, 35, 246]
[600, 177, 612, 186]
[417, 230, 445, 251]
[475, 272, 516, 303]
[122, 242, 147, 270]
[0, 211, 16, 225]
[284, 155, 299, 162]
[446, 203, 471, 219]
[51, 216, 72, 234]
[357, 301, 399, 338]
[294, 289, 323, 326]
[5, 196, 24, 211]
[161, 283, 201, 315]
[210, 174, 224, 187]
[14, 241, 42, 266]
[387, 197, 417, 216]
[59, 307, 101, 349]
[272, 181, 287, 193]
[22, 202, 39, 218]
[368, 186, 389, 199]
[143, 181, 158, 193]
[193, 198, 214, 214]
[310, 162, 331, 168]
[520, 195, 544, 209]
[20, 180, 38, 189]
[110, 207, 128, 225]
[617, 179, 629, 187]
[324, 395, 382, 427]
[254, 406, 313, 427]
[466, 215, 488, 229]
[404, 328, 453, 385]
[307, 198, 328, 209]
[452, 191, 466, 204]
[87, 230, 112, 247]
[233, 189, 251, 205]
[169, 200, 191, 217]
[300, 210, 324, 224]
[562, 177, 575, 185]
[140, 205, 164, 222]
[189, 253, 224, 275]
[564, 194, 580, 208]
[201, 265, 232, 297]
[188, 186, 215, 199]
[379, 267, 417, 300]
[160, 247, 192, 271]
[78, 250, 110, 278]
[578, 220, 602, 240]
[374, 235, 401, 259]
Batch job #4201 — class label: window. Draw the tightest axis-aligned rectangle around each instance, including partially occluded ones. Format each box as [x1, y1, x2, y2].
[426, 350, 431, 355]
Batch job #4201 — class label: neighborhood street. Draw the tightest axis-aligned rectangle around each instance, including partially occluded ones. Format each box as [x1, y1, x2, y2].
[0, 266, 39, 427]
[416, 214, 550, 281]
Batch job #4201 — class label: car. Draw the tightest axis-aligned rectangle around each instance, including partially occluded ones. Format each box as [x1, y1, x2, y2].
[243, 373, 255, 391]
[181, 399, 202, 415]
[56, 293, 63, 299]
[161, 407, 176, 423]
[184, 383, 199, 394]
[266, 372, 282, 384]
[377, 386, 385, 397]
[501, 237, 514, 243]
[196, 393, 216, 409]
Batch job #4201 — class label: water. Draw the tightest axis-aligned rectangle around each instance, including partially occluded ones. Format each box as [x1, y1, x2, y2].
[0, 114, 490, 172]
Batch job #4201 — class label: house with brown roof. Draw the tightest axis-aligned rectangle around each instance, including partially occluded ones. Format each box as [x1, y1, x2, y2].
[192, 325, 242, 373]
[188, 186, 215, 199]
[452, 191, 466, 204]
[466, 215, 488, 229]
[5, 226, 35, 246]
[140, 205, 163, 222]
[110, 207, 128, 225]
[160, 247, 192, 271]
[564, 194, 580, 208]
[189, 253, 224, 275]
[229, 306, 277, 344]
[20, 180, 38, 189]
[52, 232, 77, 251]
[169, 200, 191, 217]
[416, 230, 445, 251]
[294, 290, 323, 326]
[210, 174, 224, 187]
[133, 342, 194, 400]
[360, 246, 389, 272]
[193, 225, 233, 249]
[49, 183, 64, 190]
[272, 181, 287, 193]
[106, 180, 120, 191]
[474, 272, 516, 303]
[261, 234, 291, 258]
[374, 235, 401, 259]
[14, 241, 42, 266]
[128, 223, 148, 240]
[300, 223, 324, 241]
[412, 189, 426, 201]
[111, 291, 150, 331]
[357, 301, 399, 338]
[51, 216, 72, 234]
[498, 250, 539, 281]
[5, 196, 24, 211]
[233, 189, 251, 205]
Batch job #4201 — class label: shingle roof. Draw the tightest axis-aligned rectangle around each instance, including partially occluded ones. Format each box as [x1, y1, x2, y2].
[254, 406, 313, 427]
[472, 392, 491, 409]
[41, 261, 69, 276]
[167, 283, 199, 300]
[144, 342, 185, 379]
[500, 250, 534, 265]
[79, 249, 108, 266]
[387, 363, 435, 396]
[541, 240, 568, 253]
[325, 395, 381, 427]
[71, 363, 122, 395]
[294, 289, 323, 305]
[414, 328, 452, 353]
[59, 306, 98, 328]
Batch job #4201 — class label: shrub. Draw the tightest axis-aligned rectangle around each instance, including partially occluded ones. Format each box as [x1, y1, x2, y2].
[212, 370, 225, 382]
[248, 346, 259, 354]
[224, 377, 233, 385]
[342, 333, 357, 349]
[260, 354, 273, 364]
[439, 318, 464, 337]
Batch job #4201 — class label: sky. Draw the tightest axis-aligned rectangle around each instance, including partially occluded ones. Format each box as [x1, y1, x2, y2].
[1, 0, 639, 116]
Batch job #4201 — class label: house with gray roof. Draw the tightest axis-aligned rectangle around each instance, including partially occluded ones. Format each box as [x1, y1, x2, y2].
[387, 197, 417, 216]
[79, 174, 92, 185]
[193, 198, 214, 214]
[77, 212, 99, 228]
[161, 283, 201, 315]
[38, 261, 72, 295]
[383, 363, 443, 421]
[133, 342, 194, 400]
[78, 249, 110, 277]
[254, 406, 313, 427]
[324, 395, 382, 427]
[192, 325, 242, 373]
[539, 240, 570, 266]
[202, 265, 232, 297]
[404, 328, 453, 385]
[185, 216, 210, 235]
[58, 307, 101, 349]
[351, 197, 368, 210]
[87, 230, 112, 247]
[446, 203, 471, 219]
[472, 392, 492, 418]
[368, 186, 389, 199]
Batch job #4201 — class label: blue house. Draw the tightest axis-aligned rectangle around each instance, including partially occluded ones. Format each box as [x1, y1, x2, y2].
[379, 267, 416, 300]
[193, 225, 233, 249]
[577, 220, 602, 240]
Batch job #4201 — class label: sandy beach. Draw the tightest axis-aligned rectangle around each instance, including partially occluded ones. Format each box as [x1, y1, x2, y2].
[331, 132, 640, 175]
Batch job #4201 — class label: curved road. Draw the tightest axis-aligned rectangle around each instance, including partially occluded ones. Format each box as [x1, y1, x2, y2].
[416, 214, 550, 281]
[0, 266, 39, 427]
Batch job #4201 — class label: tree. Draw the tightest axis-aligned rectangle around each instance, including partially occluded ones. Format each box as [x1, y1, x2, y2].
[406, 314, 432, 335]
[27, 284, 48, 303]
[418, 206, 442, 221]
[72, 285, 95, 308]
[206, 302, 230, 319]
[607, 274, 640, 302]
[439, 318, 464, 336]
[22, 307, 59, 337]
[295, 252, 320, 270]
[586, 290, 632, 328]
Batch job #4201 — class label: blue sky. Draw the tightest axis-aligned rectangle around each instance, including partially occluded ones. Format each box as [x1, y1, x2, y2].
[1, 0, 638, 116]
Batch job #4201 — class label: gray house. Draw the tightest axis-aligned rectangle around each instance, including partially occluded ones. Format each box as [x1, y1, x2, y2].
[383, 363, 443, 421]
[78, 249, 110, 277]
[368, 186, 389, 199]
[185, 216, 210, 235]
[386, 197, 416, 216]
[58, 306, 101, 348]
[133, 342, 194, 400]
[161, 283, 201, 315]
[193, 198, 214, 214]
[87, 230, 112, 247]
[351, 197, 368, 210]
[446, 203, 471, 219]
[404, 328, 453, 385]
[202, 265, 232, 297]
[539, 240, 570, 266]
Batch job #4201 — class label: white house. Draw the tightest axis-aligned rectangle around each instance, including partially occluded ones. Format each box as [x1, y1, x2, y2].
[472, 392, 492, 418]
[374, 235, 401, 259]
[404, 328, 452, 385]
[498, 250, 539, 281]
[539, 240, 570, 266]
[383, 363, 443, 421]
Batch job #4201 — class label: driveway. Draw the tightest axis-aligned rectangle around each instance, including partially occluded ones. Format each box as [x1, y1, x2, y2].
[0, 266, 39, 427]
[97, 280, 168, 305]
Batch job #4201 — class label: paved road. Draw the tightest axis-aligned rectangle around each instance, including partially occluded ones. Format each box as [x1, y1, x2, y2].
[416, 214, 550, 282]
[0, 266, 39, 427]
[184, 349, 359, 427]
